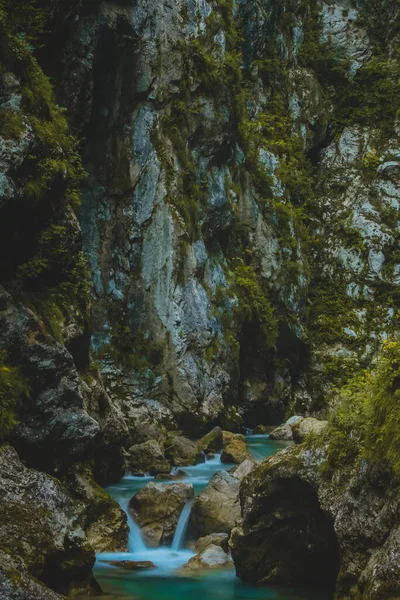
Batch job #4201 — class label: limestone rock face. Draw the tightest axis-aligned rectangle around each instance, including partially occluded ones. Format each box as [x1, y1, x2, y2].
[0, 445, 95, 596]
[230, 443, 400, 599]
[221, 432, 249, 464]
[126, 440, 171, 476]
[190, 471, 241, 537]
[129, 482, 194, 547]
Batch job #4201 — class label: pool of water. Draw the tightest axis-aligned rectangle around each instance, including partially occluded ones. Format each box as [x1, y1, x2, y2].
[81, 435, 332, 600]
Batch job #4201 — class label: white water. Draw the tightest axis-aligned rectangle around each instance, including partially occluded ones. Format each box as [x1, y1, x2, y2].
[172, 500, 193, 550]
[121, 499, 146, 553]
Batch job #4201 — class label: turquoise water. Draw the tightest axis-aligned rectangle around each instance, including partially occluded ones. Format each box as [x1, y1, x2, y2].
[82, 435, 332, 600]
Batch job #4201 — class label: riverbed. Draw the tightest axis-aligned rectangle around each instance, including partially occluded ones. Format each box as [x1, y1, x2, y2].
[86, 436, 333, 600]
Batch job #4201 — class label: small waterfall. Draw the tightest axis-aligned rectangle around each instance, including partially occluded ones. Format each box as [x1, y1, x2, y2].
[172, 500, 192, 551]
[122, 500, 147, 553]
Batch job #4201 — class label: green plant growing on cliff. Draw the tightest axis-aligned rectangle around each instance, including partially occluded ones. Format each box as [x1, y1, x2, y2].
[232, 259, 278, 350]
[324, 338, 400, 481]
[0, 351, 29, 441]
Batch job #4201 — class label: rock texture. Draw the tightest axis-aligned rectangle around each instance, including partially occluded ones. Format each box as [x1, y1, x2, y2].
[179, 545, 232, 573]
[129, 481, 194, 547]
[126, 440, 171, 476]
[194, 533, 230, 555]
[221, 432, 249, 464]
[231, 443, 400, 599]
[190, 470, 241, 537]
[165, 434, 205, 466]
[0, 445, 95, 596]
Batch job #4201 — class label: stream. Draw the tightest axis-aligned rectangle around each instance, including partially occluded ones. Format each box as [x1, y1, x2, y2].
[86, 435, 333, 600]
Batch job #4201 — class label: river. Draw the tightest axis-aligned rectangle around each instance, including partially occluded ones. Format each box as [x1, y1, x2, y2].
[84, 435, 333, 600]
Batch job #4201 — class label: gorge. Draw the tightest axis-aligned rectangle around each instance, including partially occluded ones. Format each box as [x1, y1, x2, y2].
[0, 0, 399, 599]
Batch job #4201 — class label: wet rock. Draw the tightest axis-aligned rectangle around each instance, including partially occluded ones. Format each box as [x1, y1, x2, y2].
[252, 425, 270, 434]
[196, 427, 223, 453]
[291, 418, 328, 443]
[220, 406, 245, 433]
[0, 551, 64, 600]
[154, 469, 187, 481]
[126, 440, 171, 476]
[221, 432, 249, 464]
[62, 462, 128, 552]
[231, 457, 257, 481]
[179, 545, 232, 573]
[165, 434, 205, 466]
[102, 560, 156, 570]
[129, 481, 194, 547]
[269, 423, 293, 441]
[194, 533, 229, 555]
[190, 471, 241, 537]
[0, 444, 95, 596]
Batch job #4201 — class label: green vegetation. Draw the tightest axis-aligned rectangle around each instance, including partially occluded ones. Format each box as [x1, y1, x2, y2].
[323, 339, 400, 481]
[0, 351, 29, 441]
[232, 259, 278, 350]
[0, 0, 90, 342]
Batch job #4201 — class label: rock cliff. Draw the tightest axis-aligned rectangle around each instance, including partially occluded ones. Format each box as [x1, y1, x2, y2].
[1, 0, 400, 597]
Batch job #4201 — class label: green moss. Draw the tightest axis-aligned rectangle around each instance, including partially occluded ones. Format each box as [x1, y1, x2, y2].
[0, 350, 29, 441]
[322, 339, 400, 481]
[231, 259, 279, 350]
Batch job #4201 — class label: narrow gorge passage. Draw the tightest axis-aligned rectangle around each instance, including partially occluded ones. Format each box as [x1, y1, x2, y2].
[80, 436, 332, 600]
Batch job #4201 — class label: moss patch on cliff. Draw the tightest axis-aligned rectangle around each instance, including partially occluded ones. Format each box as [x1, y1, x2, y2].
[0, 351, 29, 441]
[323, 339, 400, 481]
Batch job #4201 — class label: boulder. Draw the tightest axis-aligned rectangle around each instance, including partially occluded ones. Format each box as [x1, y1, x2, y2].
[0, 444, 95, 596]
[154, 469, 187, 480]
[102, 560, 156, 570]
[196, 426, 223, 453]
[126, 440, 171, 475]
[291, 418, 328, 443]
[269, 423, 293, 441]
[220, 406, 244, 433]
[190, 471, 241, 537]
[179, 545, 232, 573]
[252, 424, 270, 434]
[165, 435, 205, 466]
[194, 533, 229, 554]
[231, 457, 257, 481]
[62, 462, 128, 552]
[129, 481, 194, 547]
[221, 432, 249, 464]
[0, 551, 65, 600]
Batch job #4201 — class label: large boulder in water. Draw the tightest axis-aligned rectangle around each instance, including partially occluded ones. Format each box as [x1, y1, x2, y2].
[129, 481, 194, 547]
[220, 432, 249, 464]
[190, 471, 241, 537]
[0, 444, 96, 597]
[165, 434, 205, 466]
[179, 544, 232, 573]
[196, 427, 223, 453]
[126, 440, 171, 475]
[194, 533, 229, 554]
